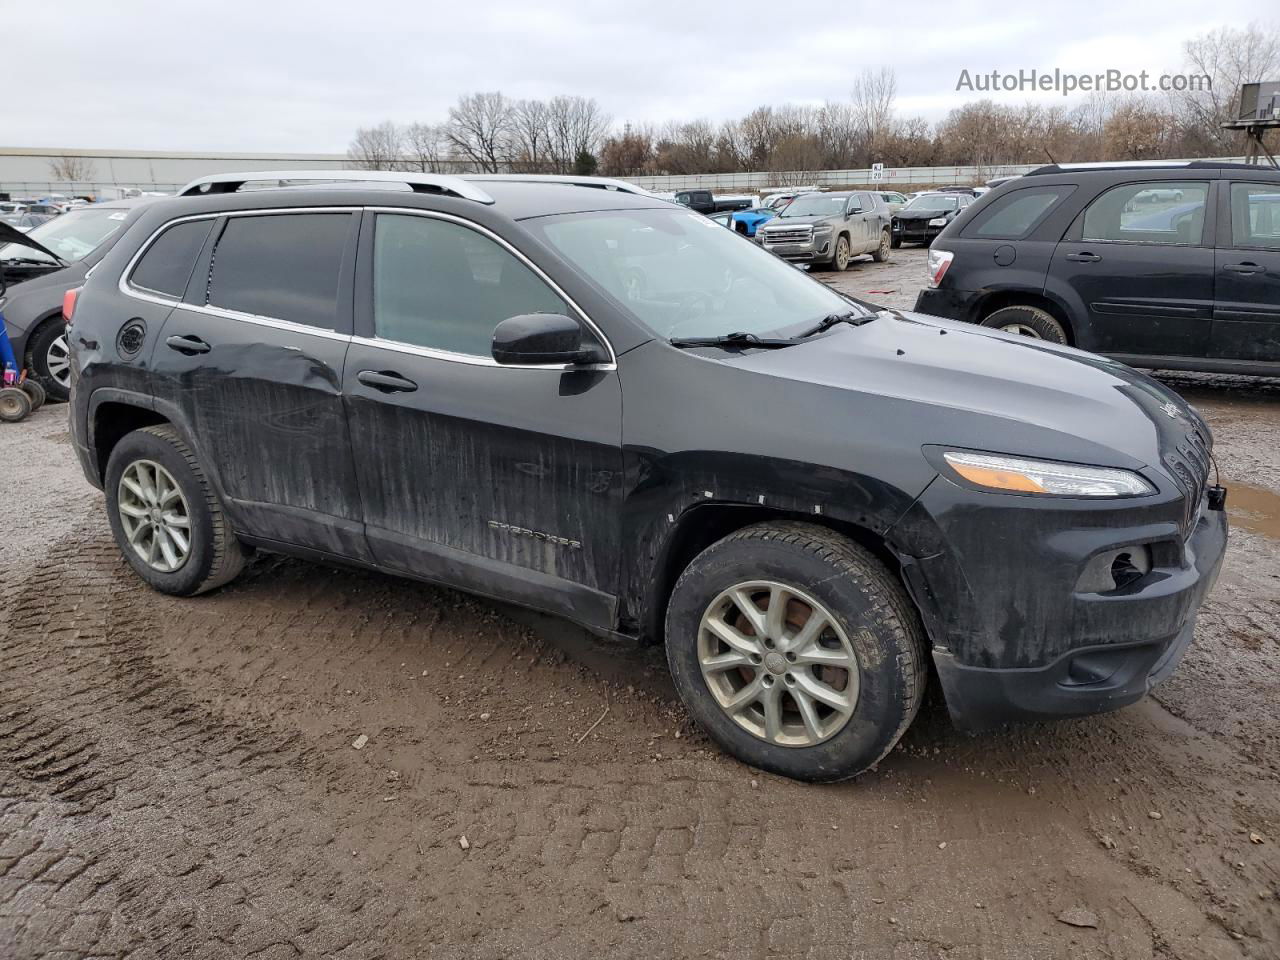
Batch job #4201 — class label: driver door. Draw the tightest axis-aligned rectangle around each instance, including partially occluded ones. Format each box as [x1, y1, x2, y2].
[344, 209, 624, 629]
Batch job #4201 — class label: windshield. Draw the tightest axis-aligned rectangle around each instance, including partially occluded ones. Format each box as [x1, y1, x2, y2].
[525, 208, 866, 341]
[778, 194, 849, 218]
[903, 195, 959, 212]
[0, 207, 130, 264]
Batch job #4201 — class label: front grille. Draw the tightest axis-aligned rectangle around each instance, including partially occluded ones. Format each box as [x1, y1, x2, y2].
[1164, 424, 1212, 533]
[763, 226, 812, 244]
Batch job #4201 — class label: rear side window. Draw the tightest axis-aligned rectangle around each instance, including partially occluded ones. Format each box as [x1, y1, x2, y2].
[207, 213, 352, 329]
[129, 219, 213, 298]
[1082, 181, 1208, 245]
[373, 214, 569, 357]
[963, 186, 1075, 240]
[1229, 183, 1280, 250]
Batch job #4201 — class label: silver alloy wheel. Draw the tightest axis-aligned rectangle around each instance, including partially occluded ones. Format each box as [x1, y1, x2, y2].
[834, 237, 850, 270]
[46, 333, 71, 387]
[697, 580, 860, 747]
[998, 322, 1044, 339]
[117, 459, 192, 573]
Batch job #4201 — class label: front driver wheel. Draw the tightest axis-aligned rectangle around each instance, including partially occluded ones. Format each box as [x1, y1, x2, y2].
[980, 305, 1067, 344]
[665, 522, 926, 782]
[831, 235, 851, 272]
[871, 229, 891, 263]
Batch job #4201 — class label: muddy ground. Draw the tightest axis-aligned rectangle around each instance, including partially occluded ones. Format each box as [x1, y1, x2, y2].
[1, 249, 1277, 959]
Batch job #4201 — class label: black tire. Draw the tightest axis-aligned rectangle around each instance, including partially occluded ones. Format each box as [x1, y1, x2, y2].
[665, 521, 927, 782]
[871, 228, 891, 263]
[980, 304, 1068, 344]
[830, 235, 851, 272]
[20, 379, 46, 410]
[26, 320, 71, 402]
[104, 424, 247, 596]
[0, 387, 32, 423]
[890, 235, 902, 249]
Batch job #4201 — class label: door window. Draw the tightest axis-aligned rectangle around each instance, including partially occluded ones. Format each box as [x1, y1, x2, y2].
[206, 213, 352, 329]
[373, 214, 570, 357]
[129, 219, 214, 298]
[1229, 183, 1280, 250]
[1081, 181, 1208, 245]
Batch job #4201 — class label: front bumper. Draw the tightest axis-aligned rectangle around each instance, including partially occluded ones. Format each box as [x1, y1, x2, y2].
[761, 236, 833, 263]
[893, 480, 1228, 732]
[893, 220, 943, 244]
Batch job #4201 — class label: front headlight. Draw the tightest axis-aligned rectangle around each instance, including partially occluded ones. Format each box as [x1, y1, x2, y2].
[928, 217, 947, 227]
[812, 225, 833, 235]
[942, 451, 1155, 497]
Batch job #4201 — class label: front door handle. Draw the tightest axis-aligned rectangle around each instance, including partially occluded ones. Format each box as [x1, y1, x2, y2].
[1222, 262, 1263, 275]
[357, 370, 418, 393]
[1065, 251, 1102, 263]
[165, 335, 211, 355]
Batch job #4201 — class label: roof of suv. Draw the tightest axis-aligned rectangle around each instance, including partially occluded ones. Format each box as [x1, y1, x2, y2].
[1025, 160, 1280, 178]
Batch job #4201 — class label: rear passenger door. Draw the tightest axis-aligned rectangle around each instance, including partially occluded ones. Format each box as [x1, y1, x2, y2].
[344, 210, 623, 630]
[148, 209, 369, 559]
[1052, 180, 1215, 358]
[1212, 181, 1280, 363]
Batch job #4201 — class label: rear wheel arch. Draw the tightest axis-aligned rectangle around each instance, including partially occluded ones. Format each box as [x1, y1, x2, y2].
[91, 400, 171, 483]
[973, 291, 1075, 345]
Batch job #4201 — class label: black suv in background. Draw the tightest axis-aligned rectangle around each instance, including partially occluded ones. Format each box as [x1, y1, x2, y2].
[915, 161, 1280, 377]
[68, 171, 1225, 782]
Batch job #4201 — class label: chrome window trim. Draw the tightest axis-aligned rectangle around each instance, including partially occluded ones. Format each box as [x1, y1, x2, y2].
[118, 204, 619, 371]
[365, 206, 618, 369]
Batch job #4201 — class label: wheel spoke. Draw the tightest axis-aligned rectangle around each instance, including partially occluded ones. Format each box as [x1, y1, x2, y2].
[145, 531, 159, 564]
[729, 588, 767, 637]
[722, 675, 764, 713]
[156, 527, 179, 570]
[764, 585, 789, 642]
[704, 614, 759, 657]
[793, 672, 853, 715]
[792, 689, 824, 741]
[166, 524, 190, 555]
[125, 518, 147, 545]
[786, 608, 830, 654]
[793, 645, 855, 669]
[161, 510, 189, 528]
[761, 684, 783, 742]
[118, 502, 148, 519]
[701, 650, 753, 673]
[121, 477, 147, 502]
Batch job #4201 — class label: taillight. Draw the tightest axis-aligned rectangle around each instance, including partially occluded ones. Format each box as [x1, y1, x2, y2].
[63, 286, 81, 324]
[927, 249, 954, 288]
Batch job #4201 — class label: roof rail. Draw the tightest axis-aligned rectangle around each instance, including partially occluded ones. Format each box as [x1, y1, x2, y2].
[176, 170, 496, 203]
[462, 174, 651, 195]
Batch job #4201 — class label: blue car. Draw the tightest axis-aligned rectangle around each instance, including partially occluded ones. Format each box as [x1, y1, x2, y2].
[731, 207, 777, 238]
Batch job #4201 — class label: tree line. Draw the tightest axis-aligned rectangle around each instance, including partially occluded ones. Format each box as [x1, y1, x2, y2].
[349, 23, 1279, 180]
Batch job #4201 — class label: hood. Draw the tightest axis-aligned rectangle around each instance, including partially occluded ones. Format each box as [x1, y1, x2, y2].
[0, 220, 64, 263]
[895, 209, 954, 222]
[731, 310, 1203, 474]
[765, 215, 828, 228]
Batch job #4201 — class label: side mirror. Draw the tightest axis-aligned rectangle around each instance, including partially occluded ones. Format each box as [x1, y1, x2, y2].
[492, 313, 601, 366]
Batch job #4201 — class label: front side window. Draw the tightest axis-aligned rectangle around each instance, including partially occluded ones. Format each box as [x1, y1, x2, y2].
[130, 219, 214, 298]
[206, 213, 352, 329]
[373, 214, 569, 357]
[1082, 181, 1208, 245]
[964, 186, 1075, 240]
[526, 207, 863, 341]
[1229, 182, 1280, 250]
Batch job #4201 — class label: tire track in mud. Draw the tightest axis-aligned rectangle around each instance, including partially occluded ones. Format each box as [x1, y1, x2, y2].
[1, 517, 1275, 959]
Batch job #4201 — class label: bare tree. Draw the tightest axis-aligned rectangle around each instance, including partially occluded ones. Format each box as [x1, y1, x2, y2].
[546, 96, 611, 173]
[851, 67, 897, 154]
[347, 122, 404, 170]
[1104, 98, 1177, 159]
[48, 155, 96, 182]
[401, 123, 449, 171]
[447, 92, 514, 173]
[1178, 23, 1280, 153]
[599, 123, 654, 176]
[510, 99, 553, 171]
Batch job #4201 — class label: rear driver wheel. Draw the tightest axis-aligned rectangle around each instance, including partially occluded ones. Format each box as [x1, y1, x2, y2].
[665, 522, 926, 782]
[980, 305, 1067, 344]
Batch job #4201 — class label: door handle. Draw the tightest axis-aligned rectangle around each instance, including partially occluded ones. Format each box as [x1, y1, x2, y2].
[165, 334, 211, 355]
[1065, 252, 1102, 263]
[357, 370, 418, 393]
[1222, 262, 1263, 275]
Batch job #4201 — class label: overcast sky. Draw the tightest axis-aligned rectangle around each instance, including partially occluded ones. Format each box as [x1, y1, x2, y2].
[3, 0, 1274, 153]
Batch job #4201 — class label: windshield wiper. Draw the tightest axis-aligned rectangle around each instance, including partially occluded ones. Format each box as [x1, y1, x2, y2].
[797, 310, 877, 338]
[669, 331, 799, 350]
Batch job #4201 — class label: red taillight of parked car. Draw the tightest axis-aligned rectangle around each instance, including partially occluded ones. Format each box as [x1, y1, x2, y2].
[63, 287, 81, 324]
[927, 249, 954, 288]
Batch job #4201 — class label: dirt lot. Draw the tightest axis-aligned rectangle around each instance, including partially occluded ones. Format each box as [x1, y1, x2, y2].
[2, 250, 1278, 959]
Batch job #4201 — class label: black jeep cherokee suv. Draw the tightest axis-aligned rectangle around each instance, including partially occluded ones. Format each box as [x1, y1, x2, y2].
[915, 161, 1280, 377]
[68, 171, 1227, 782]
